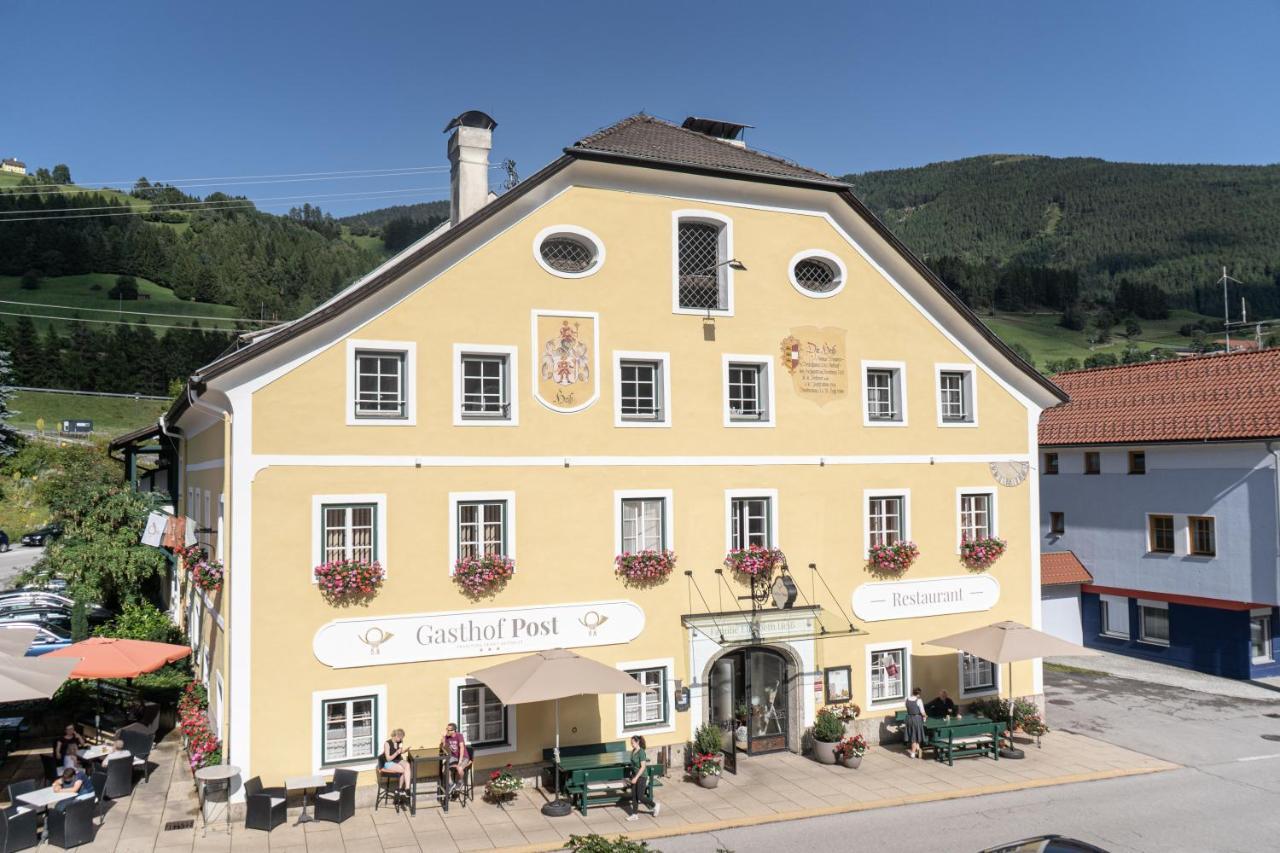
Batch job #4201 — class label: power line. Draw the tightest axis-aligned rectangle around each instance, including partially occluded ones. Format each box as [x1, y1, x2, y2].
[0, 308, 244, 332]
[0, 189, 451, 222]
[0, 298, 274, 325]
[4, 162, 503, 193]
[0, 185, 451, 218]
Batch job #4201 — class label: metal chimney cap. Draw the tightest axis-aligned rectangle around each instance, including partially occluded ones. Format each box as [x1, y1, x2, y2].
[444, 110, 498, 133]
[681, 116, 753, 140]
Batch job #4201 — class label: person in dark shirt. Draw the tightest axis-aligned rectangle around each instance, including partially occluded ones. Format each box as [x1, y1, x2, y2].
[925, 690, 958, 718]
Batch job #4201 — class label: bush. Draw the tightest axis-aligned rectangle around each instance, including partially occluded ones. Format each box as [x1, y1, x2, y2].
[107, 275, 139, 300]
[693, 721, 724, 756]
[95, 601, 184, 644]
[812, 708, 844, 743]
[564, 835, 654, 853]
[20, 269, 40, 290]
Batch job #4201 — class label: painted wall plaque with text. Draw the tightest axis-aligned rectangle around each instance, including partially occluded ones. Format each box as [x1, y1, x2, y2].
[779, 327, 848, 405]
[852, 574, 1001, 622]
[313, 599, 644, 668]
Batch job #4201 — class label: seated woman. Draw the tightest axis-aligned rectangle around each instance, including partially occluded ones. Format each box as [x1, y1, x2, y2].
[61, 743, 81, 771]
[440, 723, 471, 792]
[380, 728, 412, 798]
[54, 724, 86, 767]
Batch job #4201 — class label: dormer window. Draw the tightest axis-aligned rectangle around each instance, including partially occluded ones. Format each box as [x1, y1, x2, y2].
[673, 210, 733, 314]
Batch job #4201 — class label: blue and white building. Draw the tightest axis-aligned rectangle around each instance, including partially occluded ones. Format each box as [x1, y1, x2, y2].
[1039, 350, 1280, 679]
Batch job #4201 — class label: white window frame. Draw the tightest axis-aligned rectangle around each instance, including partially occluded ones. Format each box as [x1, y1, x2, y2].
[613, 351, 672, 428]
[453, 343, 519, 427]
[345, 339, 417, 426]
[1137, 599, 1170, 647]
[723, 488, 780, 552]
[214, 671, 225, 740]
[787, 249, 847, 299]
[721, 354, 775, 428]
[1251, 608, 1273, 664]
[1099, 594, 1130, 639]
[532, 224, 606, 279]
[863, 488, 911, 557]
[448, 676, 517, 756]
[1187, 514, 1217, 558]
[671, 209, 734, 316]
[934, 363, 978, 427]
[448, 491, 516, 576]
[957, 652, 1000, 697]
[201, 489, 212, 551]
[614, 657, 676, 738]
[861, 360, 908, 427]
[1145, 512, 1176, 555]
[955, 486, 998, 551]
[866, 641, 911, 709]
[311, 684, 387, 773]
[310, 493, 388, 581]
[614, 489, 674, 555]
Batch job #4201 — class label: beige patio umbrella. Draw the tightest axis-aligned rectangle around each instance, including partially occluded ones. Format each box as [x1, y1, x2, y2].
[925, 620, 1098, 757]
[468, 649, 654, 816]
[0, 627, 80, 702]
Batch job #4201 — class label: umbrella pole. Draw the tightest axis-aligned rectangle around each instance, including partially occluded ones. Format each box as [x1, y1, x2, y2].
[1001, 660, 1024, 759]
[541, 698, 572, 817]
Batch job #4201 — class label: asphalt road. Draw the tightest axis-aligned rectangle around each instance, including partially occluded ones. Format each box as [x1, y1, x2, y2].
[660, 669, 1280, 853]
[0, 545, 43, 589]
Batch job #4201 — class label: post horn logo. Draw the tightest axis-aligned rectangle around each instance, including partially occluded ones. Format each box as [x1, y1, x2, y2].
[578, 611, 609, 637]
[357, 627, 393, 655]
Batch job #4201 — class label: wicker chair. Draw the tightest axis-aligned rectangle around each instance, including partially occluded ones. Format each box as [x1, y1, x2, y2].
[1, 803, 39, 852]
[242, 777, 286, 832]
[120, 729, 153, 783]
[46, 798, 96, 849]
[314, 769, 357, 824]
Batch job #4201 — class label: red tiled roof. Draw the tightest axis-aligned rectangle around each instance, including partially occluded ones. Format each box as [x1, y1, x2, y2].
[1039, 349, 1280, 446]
[1041, 551, 1093, 586]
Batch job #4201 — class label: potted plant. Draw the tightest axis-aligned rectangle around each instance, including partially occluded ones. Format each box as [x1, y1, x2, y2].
[690, 722, 724, 788]
[191, 557, 224, 595]
[614, 549, 677, 586]
[865, 540, 920, 577]
[822, 703, 861, 736]
[452, 553, 515, 598]
[960, 536, 1007, 571]
[313, 558, 385, 605]
[833, 734, 868, 769]
[723, 545, 786, 579]
[810, 708, 844, 764]
[484, 764, 524, 804]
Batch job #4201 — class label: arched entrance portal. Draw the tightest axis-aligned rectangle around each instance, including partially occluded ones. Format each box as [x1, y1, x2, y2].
[707, 646, 794, 754]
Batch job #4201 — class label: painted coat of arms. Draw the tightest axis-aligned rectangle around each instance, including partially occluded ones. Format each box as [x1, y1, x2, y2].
[532, 310, 599, 412]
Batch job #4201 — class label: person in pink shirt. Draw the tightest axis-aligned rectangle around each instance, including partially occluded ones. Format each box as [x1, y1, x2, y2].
[440, 722, 470, 791]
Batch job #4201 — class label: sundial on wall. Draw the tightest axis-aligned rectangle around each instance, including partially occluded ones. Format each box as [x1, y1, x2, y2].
[989, 460, 1030, 487]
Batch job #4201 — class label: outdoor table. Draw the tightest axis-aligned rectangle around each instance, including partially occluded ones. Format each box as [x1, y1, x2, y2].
[285, 773, 329, 825]
[81, 744, 111, 763]
[195, 764, 240, 836]
[17, 786, 76, 811]
[407, 751, 443, 816]
[0, 716, 24, 750]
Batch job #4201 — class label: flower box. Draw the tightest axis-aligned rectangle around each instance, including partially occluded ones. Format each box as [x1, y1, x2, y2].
[723, 545, 786, 579]
[314, 559, 385, 605]
[960, 536, 1007, 570]
[615, 549, 677, 586]
[865, 541, 919, 577]
[453, 553, 515, 598]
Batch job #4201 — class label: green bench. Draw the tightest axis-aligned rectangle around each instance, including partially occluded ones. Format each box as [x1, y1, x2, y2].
[933, 719, 1002, 766]
[542, 741, 628, 762]
[547, 745, 664, 816]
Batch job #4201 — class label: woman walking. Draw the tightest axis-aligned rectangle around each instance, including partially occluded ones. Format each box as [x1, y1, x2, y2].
[904, 687, 927, 759]
[625, 735, 660, 821]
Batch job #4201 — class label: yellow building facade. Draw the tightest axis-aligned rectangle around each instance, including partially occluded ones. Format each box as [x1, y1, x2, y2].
[169, 114, 1064, 789]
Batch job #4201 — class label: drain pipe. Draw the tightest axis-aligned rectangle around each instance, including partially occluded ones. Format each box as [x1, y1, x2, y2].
[1269, 442, 1280, 606]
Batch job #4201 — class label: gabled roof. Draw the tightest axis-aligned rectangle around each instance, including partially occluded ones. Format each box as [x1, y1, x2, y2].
[1041, 551, 1093, 587]
[169, 114, 1065, 424]
[566, 114, 845, 186]
[1040, 349, 1280, 446]
[1, 158, 25, 168]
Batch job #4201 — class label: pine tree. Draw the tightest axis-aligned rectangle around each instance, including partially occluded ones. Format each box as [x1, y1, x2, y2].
[0, 349, 19, 457]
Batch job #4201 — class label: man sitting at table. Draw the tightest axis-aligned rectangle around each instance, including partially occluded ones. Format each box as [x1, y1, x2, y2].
[440, 722, 470, 793]
[925, 690, 958, 719]
[51, 765, 94, 811]
[104, 737, 131, 766]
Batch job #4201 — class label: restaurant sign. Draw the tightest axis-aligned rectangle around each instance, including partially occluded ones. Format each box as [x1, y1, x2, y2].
[313, 600, 644, 669]
[851, 575, 1000, 622]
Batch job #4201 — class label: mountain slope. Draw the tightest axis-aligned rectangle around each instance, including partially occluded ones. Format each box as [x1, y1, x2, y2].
[843, 156, 1280, 299]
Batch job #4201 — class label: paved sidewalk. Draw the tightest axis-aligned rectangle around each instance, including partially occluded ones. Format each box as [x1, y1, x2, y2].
[1049, 650, 1280, 700]
[0, 724, 1173, 852]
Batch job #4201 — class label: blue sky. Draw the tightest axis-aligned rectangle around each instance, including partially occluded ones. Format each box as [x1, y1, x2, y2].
[4, 0, 1277, 215]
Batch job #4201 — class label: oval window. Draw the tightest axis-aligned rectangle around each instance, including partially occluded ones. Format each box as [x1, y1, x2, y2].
[539, 236, 596, 274]
[793, 258, 838, 293]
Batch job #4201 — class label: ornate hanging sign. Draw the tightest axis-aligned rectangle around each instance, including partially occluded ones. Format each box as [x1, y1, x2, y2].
[532, 310, 599, 413]
[778, 326, 848, 406]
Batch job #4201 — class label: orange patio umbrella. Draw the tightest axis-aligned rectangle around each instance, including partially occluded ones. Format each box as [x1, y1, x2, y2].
[46, 637, 192, 734]
[46, 637, 192, 678]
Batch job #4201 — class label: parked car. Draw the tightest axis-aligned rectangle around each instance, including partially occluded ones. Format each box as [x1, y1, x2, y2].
[0, 622, 73, 656]
[980, 836, 1111, 853]
[0, 608, 74, 631]
[20, 524, 63, 547]
[0, 592, 112, 621]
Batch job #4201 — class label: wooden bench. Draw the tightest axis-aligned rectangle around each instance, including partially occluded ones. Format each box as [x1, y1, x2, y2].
[933, 720, 1001, 766]
[541, 741, 628, 762]
[563, 765, 664, 816]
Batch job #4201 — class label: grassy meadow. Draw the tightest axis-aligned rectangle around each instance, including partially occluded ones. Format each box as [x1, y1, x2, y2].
[8, 389, 169, 437]
[979, 309, 1210, 368]
[0, 273, 242, 333]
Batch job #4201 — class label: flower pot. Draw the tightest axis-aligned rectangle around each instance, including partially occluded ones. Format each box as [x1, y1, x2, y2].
[697, 774, 720, 789]
[812, 740, 838, 765]
[840, 754, 863, 769]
